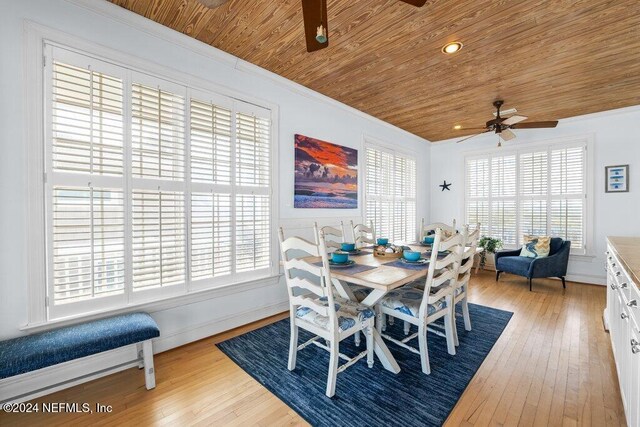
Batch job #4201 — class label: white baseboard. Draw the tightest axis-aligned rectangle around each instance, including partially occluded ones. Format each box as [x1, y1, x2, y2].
[0, 299, 288, 403]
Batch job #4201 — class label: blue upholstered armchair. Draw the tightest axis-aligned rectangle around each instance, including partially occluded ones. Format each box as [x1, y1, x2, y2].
[495, 238, 571, 291]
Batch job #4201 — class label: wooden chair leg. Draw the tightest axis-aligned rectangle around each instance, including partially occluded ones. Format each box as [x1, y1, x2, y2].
[418, 324, 430, 375]
[142, 340, 156, 390]
[288, 320, 298, 371]
[444, 308, 456, 356]
[404, 320, 411, 336]
[452, 304, 459, 347]
[377, 308, 386, 332]
[365, 326, 374, 368]
[326, 339, 339, 398]
[529, 277, 533, 291]
[560, 276, 566, 289]
[354, 330, 361, 347]
[462, 297, 472, 331]
[496, 270, 501, 281]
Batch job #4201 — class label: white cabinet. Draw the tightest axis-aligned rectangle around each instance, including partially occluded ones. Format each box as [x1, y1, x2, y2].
[605, 242, 640, 427]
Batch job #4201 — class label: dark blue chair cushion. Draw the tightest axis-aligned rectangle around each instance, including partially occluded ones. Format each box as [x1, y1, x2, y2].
[496, 256, 534, 277]
[0, 312, 159, 379]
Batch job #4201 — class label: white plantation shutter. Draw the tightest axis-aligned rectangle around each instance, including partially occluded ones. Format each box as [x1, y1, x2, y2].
[490, 156, 517, 245]
[465, 141, 588, 254]
[52, 62, 124, 175]
[132, 190, 185, 290]
[52, 187, 125, 304]
[43, 46, 275, 319]
[236, 194, 271, 273]
[47, 48, 127, 316]
[131, 82, 185, 180]
[365, 145, 416, 242]
[191, 193, 232, 280]
[550, 146, 586, 251]
[466, 158, 489, 235]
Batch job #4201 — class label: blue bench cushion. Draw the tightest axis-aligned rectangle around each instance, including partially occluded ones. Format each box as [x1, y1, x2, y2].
[0, 312, 159, 379]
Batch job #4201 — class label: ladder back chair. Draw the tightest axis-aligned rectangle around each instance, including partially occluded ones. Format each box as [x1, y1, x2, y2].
[350, 220, 376, 248]
[451, 224, 479, 346]
[279, 227, 375, 397]
[420, 218, 457, 241]
[377, 229, 464, 374]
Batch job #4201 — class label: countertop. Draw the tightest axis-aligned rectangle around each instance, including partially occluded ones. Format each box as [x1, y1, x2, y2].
[607, 236, 640, 286]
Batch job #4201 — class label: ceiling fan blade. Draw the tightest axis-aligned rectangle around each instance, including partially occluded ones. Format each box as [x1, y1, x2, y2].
[457, 130, 490, 144]
[502, 115, 528, 126]
[500, 129, 516, 141]
[511, 121, 559, 129]
[398, 0, 428, 6]
[301, 0, 329, 53]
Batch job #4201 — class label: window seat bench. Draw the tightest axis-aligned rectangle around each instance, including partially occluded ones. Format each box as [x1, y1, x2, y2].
[0, 312, 160, 400]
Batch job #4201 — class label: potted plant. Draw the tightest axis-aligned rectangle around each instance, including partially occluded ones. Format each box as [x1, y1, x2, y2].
[478, 236, 503, 271]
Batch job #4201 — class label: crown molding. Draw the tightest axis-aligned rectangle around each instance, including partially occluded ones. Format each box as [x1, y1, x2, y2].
[63, 0, 429, 144]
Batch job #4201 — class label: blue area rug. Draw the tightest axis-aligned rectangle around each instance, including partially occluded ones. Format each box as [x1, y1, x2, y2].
[217, 303, 512, 427]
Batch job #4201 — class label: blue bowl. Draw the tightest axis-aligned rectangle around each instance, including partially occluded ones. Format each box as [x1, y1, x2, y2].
[423, 236, 435, 244]
[341, 242, 356, 251]
[331, 252, 349, 264]
[403, 250, 422, 261]
[377, 238, 389, 246]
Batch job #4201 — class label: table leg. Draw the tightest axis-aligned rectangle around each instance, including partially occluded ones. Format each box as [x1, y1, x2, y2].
[360, 288, 402, 373]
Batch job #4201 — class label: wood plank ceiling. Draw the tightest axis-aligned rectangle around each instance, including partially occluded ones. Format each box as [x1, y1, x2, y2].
[109, 0, 640, 141]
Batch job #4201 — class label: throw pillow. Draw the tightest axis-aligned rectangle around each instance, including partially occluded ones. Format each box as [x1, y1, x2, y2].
[520, 235, 551, 258]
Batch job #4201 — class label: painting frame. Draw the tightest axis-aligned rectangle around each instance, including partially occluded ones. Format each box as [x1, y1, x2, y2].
[294, 134, 358, 209]
[605, 164, 629, 193]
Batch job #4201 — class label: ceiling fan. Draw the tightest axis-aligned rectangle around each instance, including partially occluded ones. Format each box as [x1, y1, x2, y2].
[198, 0, 427, 52]
[457, 100, 559, 146]
[302, 0, 427, 52]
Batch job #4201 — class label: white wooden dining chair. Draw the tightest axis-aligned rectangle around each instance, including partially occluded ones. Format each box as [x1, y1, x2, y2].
[451, 223, 480, 346]
[313, 222, 344, 253]
[420, 218, 457, 241]
[350, 220, 376, 248]
[278, 227, 375, 397]
[377, 229, 464, 374]
[312, 222, 372, 346]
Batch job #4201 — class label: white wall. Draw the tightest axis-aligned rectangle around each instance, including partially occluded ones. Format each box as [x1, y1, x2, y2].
[429, 106, 640, 285]
[0, 0, 430, 345]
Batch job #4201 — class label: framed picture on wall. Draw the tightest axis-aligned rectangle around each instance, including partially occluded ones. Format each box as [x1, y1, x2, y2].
[294, 134, 358, 208]
[605, 165, 629, 193]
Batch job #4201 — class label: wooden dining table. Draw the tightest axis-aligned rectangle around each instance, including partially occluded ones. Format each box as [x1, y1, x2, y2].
[304, 243, 432, 374]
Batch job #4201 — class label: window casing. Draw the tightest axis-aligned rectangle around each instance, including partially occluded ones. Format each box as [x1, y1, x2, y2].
[44, 45, 275, 320]
[365, 144, 417, 243]
[465, 139, 590, 255]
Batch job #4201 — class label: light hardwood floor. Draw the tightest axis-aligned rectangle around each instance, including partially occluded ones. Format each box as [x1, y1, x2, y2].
[0, 272, 626, 426]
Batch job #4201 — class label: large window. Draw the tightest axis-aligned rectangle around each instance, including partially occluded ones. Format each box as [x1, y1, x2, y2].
[45, 45, 274, 319]
[365, 144, 417, 242]
[465, 140, 589, 255]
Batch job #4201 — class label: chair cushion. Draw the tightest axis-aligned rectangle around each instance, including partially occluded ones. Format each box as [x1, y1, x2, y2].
[296, 296, 375, 332]
[520, 235, 551, 258]
[348, 284, 373, 302]
[380, 287, 446, 318]
[496, 255, 534, 276]
[0, 312, 159, 379]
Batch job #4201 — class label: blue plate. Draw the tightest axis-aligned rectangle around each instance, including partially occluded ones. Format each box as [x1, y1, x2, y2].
[328, 259, 356, 268]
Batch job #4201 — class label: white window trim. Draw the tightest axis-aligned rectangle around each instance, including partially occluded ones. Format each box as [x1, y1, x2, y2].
[461, 134, 595, 258]
[24, 23, 280, 327]
[363, 134, 418, 242]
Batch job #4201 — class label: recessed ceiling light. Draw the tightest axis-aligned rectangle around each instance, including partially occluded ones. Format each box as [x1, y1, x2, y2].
[442, 41, 463, 54]
[453, 124, 463, 130]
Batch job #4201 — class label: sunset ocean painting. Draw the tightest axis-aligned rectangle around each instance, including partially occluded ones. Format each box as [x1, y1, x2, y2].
[294, 134, 358, 209]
